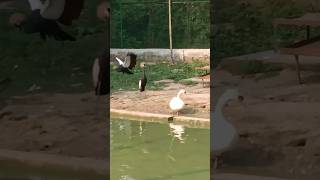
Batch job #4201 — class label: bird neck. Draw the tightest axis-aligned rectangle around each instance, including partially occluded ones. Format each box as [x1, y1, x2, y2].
[177, 91, 184, 98]
[142, 67, 146, 77]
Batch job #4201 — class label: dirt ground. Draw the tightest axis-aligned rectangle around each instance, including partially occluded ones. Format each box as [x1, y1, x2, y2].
[0, 92, 109, 160]
[110, 79, 210, 119]
[212, 63, 320, 179]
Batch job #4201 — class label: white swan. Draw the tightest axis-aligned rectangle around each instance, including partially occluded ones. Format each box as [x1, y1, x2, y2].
[211, 89, 242, 168]
[169, 89, 186, 116]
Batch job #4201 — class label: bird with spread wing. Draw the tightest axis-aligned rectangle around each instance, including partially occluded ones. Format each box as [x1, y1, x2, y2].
[3, 0, 84, 41]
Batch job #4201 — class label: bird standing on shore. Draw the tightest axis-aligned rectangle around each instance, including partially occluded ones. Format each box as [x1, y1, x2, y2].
[169, 89, 186, 116]
[139, 63, 147, 92]
[92, 49, 109, 96]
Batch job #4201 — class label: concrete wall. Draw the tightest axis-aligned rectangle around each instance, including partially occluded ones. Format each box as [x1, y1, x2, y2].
[110, 49, 210, 63]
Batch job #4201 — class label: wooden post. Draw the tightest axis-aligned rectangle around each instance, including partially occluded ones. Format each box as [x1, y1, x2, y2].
[168, 0, 174, 64]
[294, 55, 302, 84]
[120, 0, 123, 48]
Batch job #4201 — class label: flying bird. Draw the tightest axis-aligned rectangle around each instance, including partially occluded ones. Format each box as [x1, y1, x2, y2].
[8, 0, 84, 41]
[115, 53, 137, 74]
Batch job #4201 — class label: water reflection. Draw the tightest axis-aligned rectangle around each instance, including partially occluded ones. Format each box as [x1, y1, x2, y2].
[111, 119, 210, 180]
[120, 175, 135, 180]
[169, 123, 185, 143]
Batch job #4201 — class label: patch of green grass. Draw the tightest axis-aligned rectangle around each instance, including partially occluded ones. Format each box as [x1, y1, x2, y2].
[111, 60, 208, 92]
[240, 61, 283, 75]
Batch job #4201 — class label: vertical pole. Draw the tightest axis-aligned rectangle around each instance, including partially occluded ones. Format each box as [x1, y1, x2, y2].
[168, 0, 174, 64]
[106, 1, 110, 175]
[188, 3, 191, 47]
[120, 0, 123, 48]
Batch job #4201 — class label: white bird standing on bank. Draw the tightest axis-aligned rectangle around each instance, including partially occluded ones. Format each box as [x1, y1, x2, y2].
[211, 89, 244, 169]
[169, 89, 186, 116]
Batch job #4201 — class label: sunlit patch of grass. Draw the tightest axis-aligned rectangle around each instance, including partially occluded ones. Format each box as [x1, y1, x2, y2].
[179, 79, 198, 86]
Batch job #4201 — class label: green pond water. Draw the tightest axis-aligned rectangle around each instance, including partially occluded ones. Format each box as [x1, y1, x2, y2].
[111, 119, 210, 180]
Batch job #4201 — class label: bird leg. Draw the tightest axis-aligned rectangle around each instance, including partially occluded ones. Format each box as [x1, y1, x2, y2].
[95, 82, 102, 120]
[213, 157, 219, 169]
[95, 95, 100, 120]
[213, 156, 223, 169]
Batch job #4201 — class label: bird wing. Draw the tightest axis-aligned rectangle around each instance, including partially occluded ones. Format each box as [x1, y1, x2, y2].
[10, 0, 82, 24]
[115, 57, 124, 66]
[127, 53, 137, 69]
[123, 56, 131, 68]
[57, 0, 84, 26]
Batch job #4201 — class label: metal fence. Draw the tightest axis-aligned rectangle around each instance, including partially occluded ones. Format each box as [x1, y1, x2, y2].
[110, 0, 210, 49]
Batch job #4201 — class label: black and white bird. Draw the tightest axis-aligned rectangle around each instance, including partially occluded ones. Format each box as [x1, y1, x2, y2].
[139, 63, 147, 92]
[92, 49, 109, 96]
[8, 0, 84, 41]
[115, 53, 137, 74]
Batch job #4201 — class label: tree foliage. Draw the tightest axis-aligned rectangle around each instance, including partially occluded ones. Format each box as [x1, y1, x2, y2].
[212, 0, 319, 68]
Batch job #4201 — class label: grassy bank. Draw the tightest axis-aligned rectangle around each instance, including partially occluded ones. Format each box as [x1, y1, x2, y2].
[111, 60, 209, 92]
